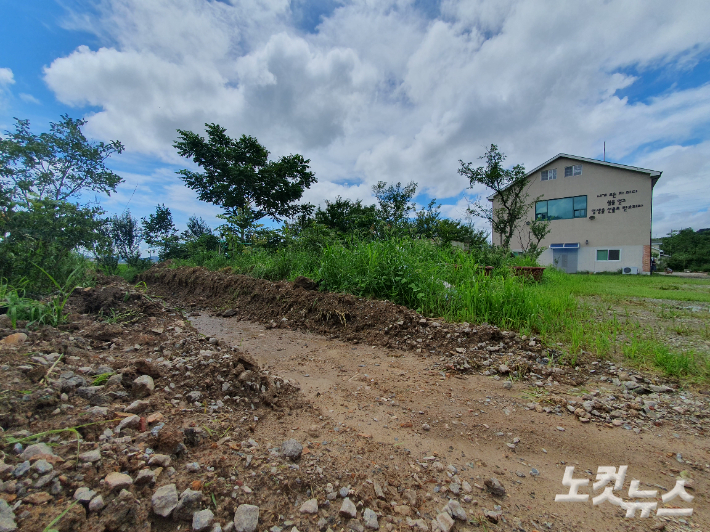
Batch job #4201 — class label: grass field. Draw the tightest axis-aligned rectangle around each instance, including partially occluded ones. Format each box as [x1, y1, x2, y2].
[172, 239, 710, 384]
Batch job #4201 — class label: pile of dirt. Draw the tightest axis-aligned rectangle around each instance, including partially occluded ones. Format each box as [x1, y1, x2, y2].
[0, 276, 497, 532]
[140, 264, 682, 390]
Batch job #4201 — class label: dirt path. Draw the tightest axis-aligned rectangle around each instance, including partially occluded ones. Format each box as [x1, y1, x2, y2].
[191, 313, 709, 532]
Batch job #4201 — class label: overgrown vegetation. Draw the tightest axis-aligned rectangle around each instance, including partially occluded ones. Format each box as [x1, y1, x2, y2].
[661, 227, 710, 272]
[2, 117, 707, 383]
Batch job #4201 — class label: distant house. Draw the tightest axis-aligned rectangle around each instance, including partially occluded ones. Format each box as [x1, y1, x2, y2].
[490, 154, 662, 274]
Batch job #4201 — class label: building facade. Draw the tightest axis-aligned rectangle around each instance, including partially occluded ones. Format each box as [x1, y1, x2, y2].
[490, 154, 662, 274]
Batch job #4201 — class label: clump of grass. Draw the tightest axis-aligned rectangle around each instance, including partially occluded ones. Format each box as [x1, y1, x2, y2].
[92, 373, 113, 386]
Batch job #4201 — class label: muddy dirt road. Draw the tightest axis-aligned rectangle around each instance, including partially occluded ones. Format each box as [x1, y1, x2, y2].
[191, 312, 708, 532]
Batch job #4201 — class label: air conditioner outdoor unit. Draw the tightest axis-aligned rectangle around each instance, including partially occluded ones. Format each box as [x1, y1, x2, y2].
[622, 267, 639, 275]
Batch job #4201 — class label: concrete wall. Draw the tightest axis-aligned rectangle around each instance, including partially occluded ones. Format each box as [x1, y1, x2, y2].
[493, 156, 657, 273]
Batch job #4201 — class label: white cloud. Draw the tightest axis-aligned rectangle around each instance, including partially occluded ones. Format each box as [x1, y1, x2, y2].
[41, 0, 710, 232]
[19, 93, 40, 104]
[0, 67, 14, 110]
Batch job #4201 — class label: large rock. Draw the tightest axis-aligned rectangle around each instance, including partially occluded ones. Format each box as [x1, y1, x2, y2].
[234, 504, 259, 532]
[436, 513, 454, 532]
[105, 472, 133, 491]
[339, 498, 357, 519]
[0, 498, 17, 532]
[193, 509, 215, 532]
[280, 439, 303, 461]
[79, 449, 102, 463]
[484, 477, 506, 497]
[20, 443, 55, 461]
[173, 488, 203, 521]
[363, 508, 379, 530]
[299, 499, 318, 514]
[152, 484, 179, 517]
[133, 375, 155, 397]
[445, 500, 466, 521]
[0, 333, 27, 345]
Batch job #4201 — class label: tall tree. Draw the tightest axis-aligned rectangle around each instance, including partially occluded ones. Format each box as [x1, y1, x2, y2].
[174, 124, 316, 223]
[110, 211, 143, 267]
[459, 144, 548, 250]
[142, 204, 179, 260]
[0, 115, 124, 208]
[372, 181, 418, 227]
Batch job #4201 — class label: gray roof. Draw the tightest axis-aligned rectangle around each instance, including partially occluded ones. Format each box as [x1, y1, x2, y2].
[527, 153, 662, 178]
[487, 153, 662, 200]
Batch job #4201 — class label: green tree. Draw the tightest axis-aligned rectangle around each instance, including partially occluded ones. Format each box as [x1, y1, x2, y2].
[174, 124, 316, 225]
[0, 115, 124, 209]
[110, 211, 143, 267]
[315, 196, 378, 235]
[372, 181, 417, 227]
[142, 204, 180, 260]
[183, 215, 212, 240]
[459, 144, 548, 250]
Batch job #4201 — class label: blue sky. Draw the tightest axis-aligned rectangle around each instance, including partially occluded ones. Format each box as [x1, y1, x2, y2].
[2, 0, 710, 241]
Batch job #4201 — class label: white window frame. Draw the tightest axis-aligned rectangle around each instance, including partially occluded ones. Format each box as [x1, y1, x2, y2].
[596, 248, 621, 261]
[564, 164, 582, 177]
[541, 168, 557, 181]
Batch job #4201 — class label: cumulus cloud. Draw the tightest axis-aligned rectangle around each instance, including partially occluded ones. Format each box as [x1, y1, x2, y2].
[0, 67, 14, 110]
[42, 0, 710, 232]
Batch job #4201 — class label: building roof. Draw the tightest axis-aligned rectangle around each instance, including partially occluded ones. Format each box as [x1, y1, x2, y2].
[526, 153, 662, 179]
[487, 153, 662, 200]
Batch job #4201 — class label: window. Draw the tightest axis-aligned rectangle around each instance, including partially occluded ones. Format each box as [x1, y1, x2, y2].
[535, 195, 587, 220]
[564, 164, 582, 177]
[541, 168, 557, 181]
[596, 249, 621, 261]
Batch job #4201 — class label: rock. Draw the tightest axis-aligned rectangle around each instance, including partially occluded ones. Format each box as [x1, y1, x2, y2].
[484, 478, 506, 497]
[347, 521, 364, 532]
[422, 424, 430, 431]
[20, 443, 54, 461]
[363, 508, 379, 530]
[174, 488, 203, 521]
[101, 489, 137, 531]
[0, 499, 17, 532]
[186, 462, 201, 472]
[234, 504, 260, 532]
[193, 509, 215, 532]
[125, 400, 151, 413]
[60, 375, 87, 392]
[373, 481, 385, 500]
[89, 495, 105, 512]
[12, 461, 29, 478]
[394, 506, 411, 516]
[0, 333, 27, 345]
[461, 480, 472, 493]
[340, 498, 357, 518]
[406, 518, 428, 532]
[79, 449, 102, 463]
[133, 375, 155, 397]
[152, 484, 179, 517]
[186, 391, 203, 402]
[148, 454, 171, 467]
[31, 459, 53, 475]
[23, 492, 53, 505]
[281, 439, 303, 461]
[135, 469, 156, 486]
[339, 486, 350, 498]
[299, 499, 319, 514]
[87, 406, 109, 417]
[115, 415, 140, 433]
[435, 513, 454, 532]
[105, 472, 133, 491]
[502, 381, 512, 390]
[445, 501, 466, 521]
[74, 487, 97, 503]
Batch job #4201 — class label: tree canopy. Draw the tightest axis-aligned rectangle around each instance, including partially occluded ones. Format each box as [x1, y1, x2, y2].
[459, 144, 548, 251]
[174, 124, 316, 222]
[0, 115, 124, 209]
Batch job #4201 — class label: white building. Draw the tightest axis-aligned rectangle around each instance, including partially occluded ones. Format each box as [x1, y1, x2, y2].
[490, 154, 662, 274]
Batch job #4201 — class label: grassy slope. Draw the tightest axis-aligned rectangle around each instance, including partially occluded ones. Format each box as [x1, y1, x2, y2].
[172, 241, 710, 383]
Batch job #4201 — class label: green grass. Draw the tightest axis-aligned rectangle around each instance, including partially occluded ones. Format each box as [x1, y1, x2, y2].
[171, 238, 710, 383]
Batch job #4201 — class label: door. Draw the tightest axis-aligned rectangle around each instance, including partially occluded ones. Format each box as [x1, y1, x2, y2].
[553, 249, 578, 274]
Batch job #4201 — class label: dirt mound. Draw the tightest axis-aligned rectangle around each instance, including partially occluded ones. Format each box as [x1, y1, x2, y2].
[140, 264, 593, 386]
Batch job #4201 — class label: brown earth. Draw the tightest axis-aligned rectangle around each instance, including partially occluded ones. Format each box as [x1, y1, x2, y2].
[0, 265, 708, 532]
